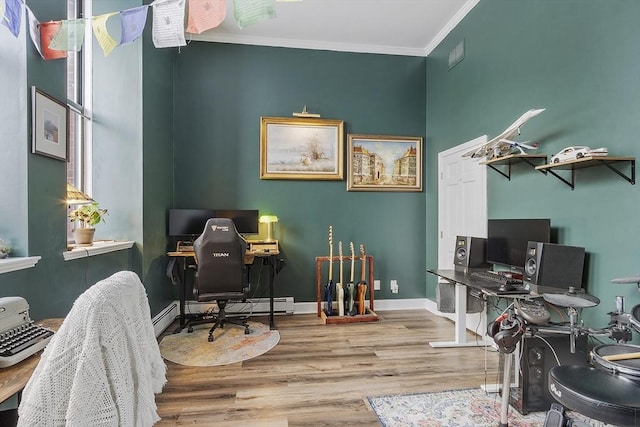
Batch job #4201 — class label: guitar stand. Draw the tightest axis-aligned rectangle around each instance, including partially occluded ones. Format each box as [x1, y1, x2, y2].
[315, 255, 378, 324]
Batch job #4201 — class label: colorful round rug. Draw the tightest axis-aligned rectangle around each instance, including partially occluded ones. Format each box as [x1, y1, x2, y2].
[159, 321, 280, 366]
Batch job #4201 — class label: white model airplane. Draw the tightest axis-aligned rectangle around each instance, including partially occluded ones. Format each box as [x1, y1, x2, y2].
[463, 108, 545, 160]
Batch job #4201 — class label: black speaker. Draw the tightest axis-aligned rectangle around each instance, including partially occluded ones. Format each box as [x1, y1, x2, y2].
[523, 242, 585, 291]
[509, 334, 588, 415]
[453, 236, 489, 272]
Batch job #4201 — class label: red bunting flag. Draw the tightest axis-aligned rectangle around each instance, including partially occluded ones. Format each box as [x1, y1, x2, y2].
[39, 21, 68, 60]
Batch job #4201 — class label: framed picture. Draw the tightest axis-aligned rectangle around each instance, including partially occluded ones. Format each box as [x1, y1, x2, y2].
[347, 134, 423, 192]
[31, 86, 68, 161]
[260, 116, 344, 180]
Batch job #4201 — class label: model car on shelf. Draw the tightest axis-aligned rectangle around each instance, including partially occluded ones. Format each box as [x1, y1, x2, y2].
[550, 146, 608, 163]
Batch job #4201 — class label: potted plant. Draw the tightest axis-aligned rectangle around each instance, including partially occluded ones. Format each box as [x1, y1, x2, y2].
[0, 239, 10, 259]
[69, 202, 108, 245]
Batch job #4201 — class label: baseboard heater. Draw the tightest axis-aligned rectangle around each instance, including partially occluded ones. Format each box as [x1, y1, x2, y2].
[245, 297, 294, 314]
[185, 297, 294, 315]
[152, 302, 178, 337]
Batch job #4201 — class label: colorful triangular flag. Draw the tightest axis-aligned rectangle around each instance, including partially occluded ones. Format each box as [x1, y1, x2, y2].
[91, 12, 117, 56]
[186, 0, 225, 34]
[39, 21, 67, 60]
[120, 5, 148, 45]
[233, 0, 276, 29]
[2, 0, 22, 37]
[49, 18, 86, 52]
[26, 6, 43, 58]
[151, 0, 186, 48]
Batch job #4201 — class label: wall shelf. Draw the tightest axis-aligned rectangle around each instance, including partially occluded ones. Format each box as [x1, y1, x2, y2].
[535, 156, 635, 190]
[480, 154, 548, 180]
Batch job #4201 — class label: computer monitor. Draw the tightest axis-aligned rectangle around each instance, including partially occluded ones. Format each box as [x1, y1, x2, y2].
[213, 210, 259, 235]
[487, 218, 551, 272]
[168, 209, 216, 237]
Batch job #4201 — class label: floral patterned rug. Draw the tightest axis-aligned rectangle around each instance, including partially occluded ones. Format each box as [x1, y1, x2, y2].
[159, 321, 280, 366]
[367, 388, 606, 427]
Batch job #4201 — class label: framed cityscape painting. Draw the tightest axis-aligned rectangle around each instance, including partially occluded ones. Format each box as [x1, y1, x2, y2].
[347, 134, 423, 192]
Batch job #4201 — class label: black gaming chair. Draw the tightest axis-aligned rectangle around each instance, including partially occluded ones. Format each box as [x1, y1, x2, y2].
[191, 218, 251, 342]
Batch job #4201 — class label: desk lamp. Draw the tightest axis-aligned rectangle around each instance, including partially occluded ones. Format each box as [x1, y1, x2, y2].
[259, 215, 278, 242]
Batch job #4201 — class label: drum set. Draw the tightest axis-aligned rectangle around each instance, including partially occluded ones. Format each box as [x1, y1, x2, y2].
[491, 276, 640, 427]
[539, 276, 640, 426]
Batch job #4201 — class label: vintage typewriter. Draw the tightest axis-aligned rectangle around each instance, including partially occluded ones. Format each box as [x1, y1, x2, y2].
[0, 296, 54, 368]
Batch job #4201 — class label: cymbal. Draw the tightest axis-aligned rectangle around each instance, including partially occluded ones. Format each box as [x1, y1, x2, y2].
[542, 289, 600, 308]
[611, 276, 640, 285]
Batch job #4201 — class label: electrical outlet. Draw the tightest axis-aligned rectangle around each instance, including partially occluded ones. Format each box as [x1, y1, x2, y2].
[374, 279, 380, 291]
[390, 279, 398, 293]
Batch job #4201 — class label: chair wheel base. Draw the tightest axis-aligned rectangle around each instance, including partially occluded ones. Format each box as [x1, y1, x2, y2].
[208, 334, 214, 342]
[244, 327, 250, 334]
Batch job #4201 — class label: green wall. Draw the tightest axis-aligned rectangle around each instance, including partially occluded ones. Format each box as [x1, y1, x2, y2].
[426, 0, 640, 327]
[173, 43, 427, 302]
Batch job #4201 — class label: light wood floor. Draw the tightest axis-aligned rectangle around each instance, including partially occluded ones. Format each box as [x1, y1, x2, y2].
[155, 310, 502, 426]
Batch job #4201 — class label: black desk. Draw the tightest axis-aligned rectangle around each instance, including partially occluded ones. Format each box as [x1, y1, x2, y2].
[427, 269, 531, 348]
[168, 250, 281, 332]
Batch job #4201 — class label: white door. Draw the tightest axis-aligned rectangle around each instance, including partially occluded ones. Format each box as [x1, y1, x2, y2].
[438, 135, 488, 269]
[431, 135, 488, 347]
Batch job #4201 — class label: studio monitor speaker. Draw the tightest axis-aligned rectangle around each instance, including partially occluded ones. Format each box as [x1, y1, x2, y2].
[523, 242, 586, 290]
[453, 236, 489, 271]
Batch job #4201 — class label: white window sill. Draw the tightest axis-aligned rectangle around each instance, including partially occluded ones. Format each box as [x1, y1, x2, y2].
[0, 256, 42, 274]
[63, 240, 135, 261]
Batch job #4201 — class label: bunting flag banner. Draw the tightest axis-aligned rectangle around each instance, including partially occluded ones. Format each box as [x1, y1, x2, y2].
[120, 5, 148, 45]
[186, 0, 225, 34]
[233, 0, 276, 29]
[91, 12, 117, 56]
[39, 21, 67, 60]
[49, 18, 86, 52]
[2, 0, 21, 37]
[26, 6, 43, 57]
[151, 0, 186, 48]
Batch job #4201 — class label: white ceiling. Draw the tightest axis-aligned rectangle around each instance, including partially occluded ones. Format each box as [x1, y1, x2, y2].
[189, 0, 479, 57]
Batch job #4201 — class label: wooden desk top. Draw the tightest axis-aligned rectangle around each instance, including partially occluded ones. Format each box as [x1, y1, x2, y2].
[0, 318, 63, 404]
[167, 250, 279, 265]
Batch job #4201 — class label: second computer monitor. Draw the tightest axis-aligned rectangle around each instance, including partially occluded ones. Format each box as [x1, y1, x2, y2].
[212, 210, 259, 235]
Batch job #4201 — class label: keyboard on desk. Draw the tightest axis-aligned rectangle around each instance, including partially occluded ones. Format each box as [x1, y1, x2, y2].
[468, 271, 529, 294]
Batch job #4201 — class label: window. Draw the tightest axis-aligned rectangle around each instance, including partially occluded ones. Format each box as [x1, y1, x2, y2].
[66, 0, 93, 238]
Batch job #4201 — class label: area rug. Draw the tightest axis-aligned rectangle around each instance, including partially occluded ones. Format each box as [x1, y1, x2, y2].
[159, 321, 280, 367]
[367, 388, 606, 427]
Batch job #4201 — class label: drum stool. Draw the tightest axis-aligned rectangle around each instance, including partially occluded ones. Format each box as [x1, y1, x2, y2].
[548, 364, 640, 426]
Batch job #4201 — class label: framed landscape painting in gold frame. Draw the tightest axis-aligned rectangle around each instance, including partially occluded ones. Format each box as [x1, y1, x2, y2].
[260, 116, 344, 180]
[347, 134, 423, 192]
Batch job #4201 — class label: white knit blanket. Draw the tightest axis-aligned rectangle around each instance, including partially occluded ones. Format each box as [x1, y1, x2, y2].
[18, 271, 167, 427]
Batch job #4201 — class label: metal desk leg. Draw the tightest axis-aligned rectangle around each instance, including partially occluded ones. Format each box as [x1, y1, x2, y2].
[268, 255, 276, 330]
[175, 257, 187, 334]
[499, 352, 512, 427]
[430, 281, 492, 348]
